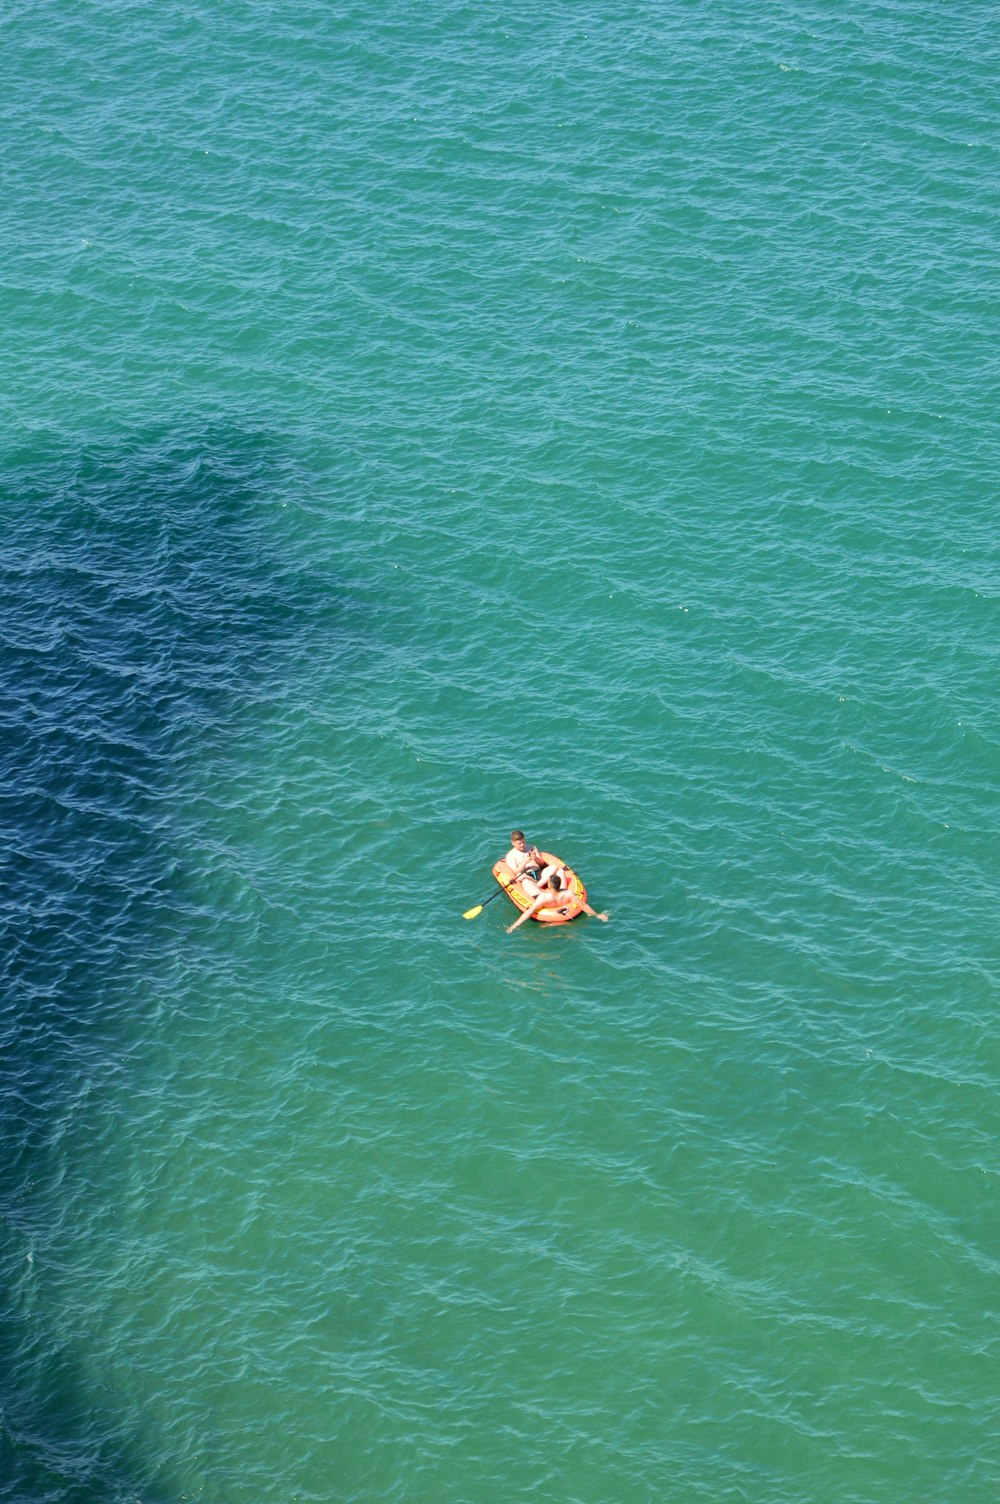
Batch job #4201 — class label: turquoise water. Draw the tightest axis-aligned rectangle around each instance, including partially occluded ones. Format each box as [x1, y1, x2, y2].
[2, 3, 998, 1500]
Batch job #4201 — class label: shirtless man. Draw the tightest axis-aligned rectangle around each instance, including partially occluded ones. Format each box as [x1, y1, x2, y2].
[504, 831, 545, 895]
[506, 862, 609, 934]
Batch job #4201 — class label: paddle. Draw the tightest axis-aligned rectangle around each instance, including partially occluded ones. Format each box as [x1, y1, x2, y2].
[462, 886, 509, 921]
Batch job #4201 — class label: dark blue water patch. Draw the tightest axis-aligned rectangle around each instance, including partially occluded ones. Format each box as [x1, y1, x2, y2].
[0, 426, 360, 1502]
[0, 1343, 175, 1504]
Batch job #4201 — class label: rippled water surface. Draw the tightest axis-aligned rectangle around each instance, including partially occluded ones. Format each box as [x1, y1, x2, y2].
[2, 3, 998, 1501]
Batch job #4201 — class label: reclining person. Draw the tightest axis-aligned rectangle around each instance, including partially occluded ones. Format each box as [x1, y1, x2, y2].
[506, 862, 609, 934]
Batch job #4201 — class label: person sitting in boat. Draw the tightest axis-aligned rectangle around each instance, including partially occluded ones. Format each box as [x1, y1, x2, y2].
[506, 863, 609, 934]
[505, 830, 545, 893]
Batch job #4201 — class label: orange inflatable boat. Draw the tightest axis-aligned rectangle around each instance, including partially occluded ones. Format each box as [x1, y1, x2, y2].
[491, 851, 588, 925]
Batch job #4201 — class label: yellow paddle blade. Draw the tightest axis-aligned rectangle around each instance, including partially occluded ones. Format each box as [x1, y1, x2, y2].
[462, 904, 484, 920]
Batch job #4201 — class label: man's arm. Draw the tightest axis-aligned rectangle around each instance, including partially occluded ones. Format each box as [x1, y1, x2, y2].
[507, 891, 548, 933]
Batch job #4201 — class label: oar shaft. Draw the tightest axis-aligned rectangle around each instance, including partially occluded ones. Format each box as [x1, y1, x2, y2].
[462, 884, 510, 919]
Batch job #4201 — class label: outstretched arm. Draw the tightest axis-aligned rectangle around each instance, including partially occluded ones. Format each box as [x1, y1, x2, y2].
[579, 898, 609, 921]
[506, 890, 549, 934]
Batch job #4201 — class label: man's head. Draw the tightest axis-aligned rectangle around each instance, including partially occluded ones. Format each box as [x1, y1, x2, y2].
[510, 830, 526, 847]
